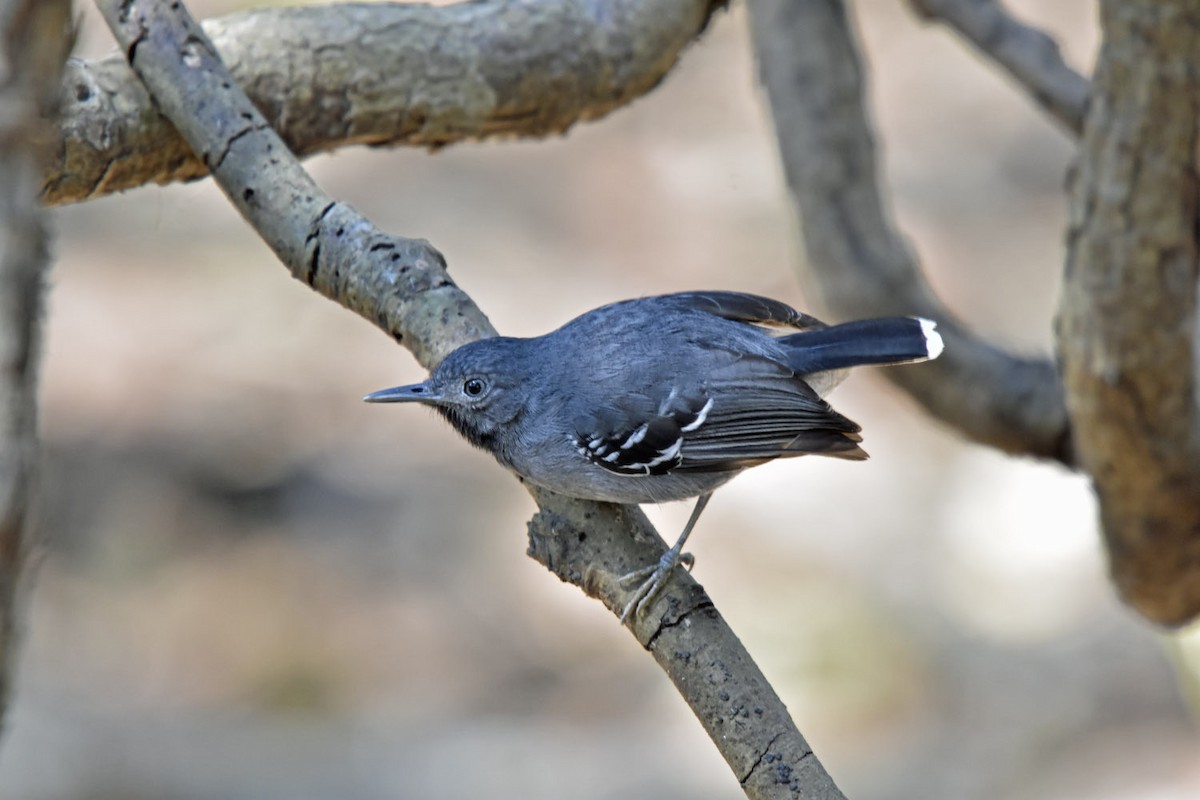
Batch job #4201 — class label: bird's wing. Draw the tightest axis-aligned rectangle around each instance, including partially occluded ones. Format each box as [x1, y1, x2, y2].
[571, 374, 866, 478]
[677, 379, 866, 471]
[661, 291, 828, 332]
[570, 387, 709, 476]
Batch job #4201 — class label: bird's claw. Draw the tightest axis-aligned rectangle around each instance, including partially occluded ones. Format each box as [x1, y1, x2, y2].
[618, 549, 694, 623]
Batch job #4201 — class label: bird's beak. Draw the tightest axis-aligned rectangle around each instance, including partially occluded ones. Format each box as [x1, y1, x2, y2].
[363, 382, 443, 404]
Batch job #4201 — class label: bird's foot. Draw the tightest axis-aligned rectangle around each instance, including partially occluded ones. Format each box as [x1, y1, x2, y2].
[618, 549, 695, 623]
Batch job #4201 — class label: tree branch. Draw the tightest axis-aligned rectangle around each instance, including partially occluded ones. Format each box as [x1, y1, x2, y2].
[1058, 0, 1200, 627]
[0, 0, 72, 730]
[525, 486, 845, 799]
[91, 1, 846, 796]
[47, 0, 721, 206]
[907, 0, 1090, 136]
[747, 0, 1072, 464]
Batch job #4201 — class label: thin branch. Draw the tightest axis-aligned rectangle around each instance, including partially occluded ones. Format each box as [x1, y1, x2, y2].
[747, 0, 1072, 464]
[91, 1, 846, 796]
[46, 0, 721, 205]
[0, 0, 72, 730]
[1058, 0, 1200, 627]
[908, 0, 1090, 136]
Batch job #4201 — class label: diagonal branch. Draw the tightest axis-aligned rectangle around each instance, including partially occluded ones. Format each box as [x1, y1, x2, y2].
[46, 0, 721, 205]
[908, 0, 1090, 137]
[91, 1, 846, 796]
[1058, 0, 1200, 627]
[748, 0, 1072, 464]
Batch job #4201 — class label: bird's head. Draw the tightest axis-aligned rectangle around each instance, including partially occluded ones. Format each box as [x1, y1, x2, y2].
[364, 337, 532, 449]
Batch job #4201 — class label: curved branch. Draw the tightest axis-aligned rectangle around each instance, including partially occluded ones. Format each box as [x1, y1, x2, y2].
[748, 0, 1071, 464]
[908, 0, 1090, 136]
[47, 0, 720, 205]
[1058, 0, 1200, 627]
[0, 0, 72, 728]
[92, 1, 846, 796]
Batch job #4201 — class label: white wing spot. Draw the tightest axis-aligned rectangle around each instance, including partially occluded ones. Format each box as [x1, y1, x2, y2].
[679, 397, 714, 433]
[657, 387, 680, 415]
[621, 423, 650, 450]
[644, 437, 683, 468]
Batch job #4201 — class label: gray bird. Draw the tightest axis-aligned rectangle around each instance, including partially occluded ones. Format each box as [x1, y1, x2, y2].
[365, 291, 943, 620]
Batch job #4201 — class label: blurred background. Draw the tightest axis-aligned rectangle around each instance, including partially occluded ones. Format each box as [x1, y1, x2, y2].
[4, 0, 1198, 798]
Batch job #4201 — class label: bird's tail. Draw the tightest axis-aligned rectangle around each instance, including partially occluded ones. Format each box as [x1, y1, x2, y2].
[779, 317, 944, 375]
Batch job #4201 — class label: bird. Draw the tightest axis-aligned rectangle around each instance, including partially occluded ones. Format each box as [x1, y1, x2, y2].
[364, 291, 943, 621]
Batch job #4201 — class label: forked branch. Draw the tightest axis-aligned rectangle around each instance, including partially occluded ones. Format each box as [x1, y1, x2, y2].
[748, 0, 1071, 463]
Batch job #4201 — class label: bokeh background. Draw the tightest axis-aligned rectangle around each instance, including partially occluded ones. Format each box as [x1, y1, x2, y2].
[4, 1, 1199, 798]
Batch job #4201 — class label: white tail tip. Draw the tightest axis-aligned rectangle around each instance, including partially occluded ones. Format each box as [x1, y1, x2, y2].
[918, 318, 944, 360]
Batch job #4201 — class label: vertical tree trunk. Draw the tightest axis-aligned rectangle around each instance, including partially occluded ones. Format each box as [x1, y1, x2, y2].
[0, 0, 72, 731]
[1058, 0, 1200, 626]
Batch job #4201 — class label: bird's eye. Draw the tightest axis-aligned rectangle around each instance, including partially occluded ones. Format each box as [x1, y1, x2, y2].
[463, 378, 486, 397]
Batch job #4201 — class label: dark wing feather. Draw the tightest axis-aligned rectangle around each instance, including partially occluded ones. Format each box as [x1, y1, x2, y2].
[573, 376, 866, 479]
[677, 380, 866, 471]
[663, 292, 857, 399]
[663, 291, 828, 332]
[573, 388, 712, 476]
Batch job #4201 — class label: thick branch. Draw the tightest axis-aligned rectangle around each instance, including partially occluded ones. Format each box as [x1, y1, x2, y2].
[0, 0, 72, 730]
[92, 1, 845, 796]
[1058, 0, 1200, 627]
[47, 0, 719, 205]
[908, 0, 1090, 136]
[526, 486, 844, 800]
[748, 0, 1071, 463]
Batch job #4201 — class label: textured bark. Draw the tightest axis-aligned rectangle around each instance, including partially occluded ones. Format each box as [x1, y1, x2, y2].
[46, 0, 720, 205]
[527, 486, 846, 800]
[95, 0, 496, 368]
[749, 0, 1072, 463]
[92, 2, 845, 796]
[1058, 0, 1200, 627]
[0, 0, 71, 732]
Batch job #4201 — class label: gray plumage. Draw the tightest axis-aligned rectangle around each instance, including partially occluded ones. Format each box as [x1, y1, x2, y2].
[365, 291, 943, 618]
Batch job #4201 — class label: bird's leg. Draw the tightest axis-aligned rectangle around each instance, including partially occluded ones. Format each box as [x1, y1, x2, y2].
[619, 493, 712, 622]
